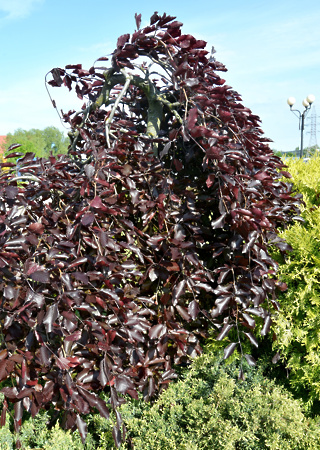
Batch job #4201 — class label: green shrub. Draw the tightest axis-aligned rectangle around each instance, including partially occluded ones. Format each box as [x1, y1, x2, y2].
[1, 351, 319, 449]
[271, 155, 320, 411]
[0, 396, 84, 449]
[0, 391, 115, 449]
[119, 352, 320, 449]
[282, 154, 320, 208]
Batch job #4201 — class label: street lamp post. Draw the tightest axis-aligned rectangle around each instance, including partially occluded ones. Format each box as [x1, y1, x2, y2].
[287, 94, 315, 159]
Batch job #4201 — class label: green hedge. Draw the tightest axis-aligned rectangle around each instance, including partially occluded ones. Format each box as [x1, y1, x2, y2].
[0, 394, 115, 449]
[120, 352, 320, 449]
[0, 407, 83, 450]
[271, 155, 320, 411]
[1, 351, 319, 449]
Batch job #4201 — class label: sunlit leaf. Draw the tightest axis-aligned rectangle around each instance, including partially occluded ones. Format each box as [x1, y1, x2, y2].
[223, 342, 237, 359]
[244, 354, 256, 367]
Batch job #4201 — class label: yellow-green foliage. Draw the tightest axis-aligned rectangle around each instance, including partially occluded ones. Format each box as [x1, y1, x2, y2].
[1, 351, 320, 449]
[118, 352, 320, 449]
[0, 416, 83, 450]
[282, 153, 320, 208]
[272, 154, 320, 409]
[0, 392, 115, 450]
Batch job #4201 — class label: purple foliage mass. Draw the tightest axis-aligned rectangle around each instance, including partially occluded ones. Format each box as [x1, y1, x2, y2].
[0, 12, 301, 447]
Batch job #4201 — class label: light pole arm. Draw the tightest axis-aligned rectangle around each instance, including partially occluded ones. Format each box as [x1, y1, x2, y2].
[289, 103, 312, 158]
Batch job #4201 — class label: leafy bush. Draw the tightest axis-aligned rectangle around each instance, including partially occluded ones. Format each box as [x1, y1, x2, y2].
[281, 153, 320, 208]
[118, 351, 320, 449]
[1, 351, 319, 449]
[0, 392, 83, 449]
[0, 12, 301, 446]
[271, 154, 320, 411]
[0, 390, 114, 449]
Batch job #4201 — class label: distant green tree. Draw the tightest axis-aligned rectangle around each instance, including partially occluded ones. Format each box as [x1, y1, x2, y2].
[41, 126, 70, 155]
[5, 127, 69, 157]
[291, 146, 319, 159]
[272, 149, 283, 158]
[305, 145, 320, 157]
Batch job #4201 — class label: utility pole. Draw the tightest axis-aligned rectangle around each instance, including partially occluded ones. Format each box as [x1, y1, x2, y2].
[287, 95, 315, 159]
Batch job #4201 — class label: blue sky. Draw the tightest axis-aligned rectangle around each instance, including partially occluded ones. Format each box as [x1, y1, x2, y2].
[0, 0, 319, 152]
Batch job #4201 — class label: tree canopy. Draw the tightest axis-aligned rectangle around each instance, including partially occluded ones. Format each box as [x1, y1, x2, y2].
[4, 127, 69, 158]
[0, 12, 301, 447]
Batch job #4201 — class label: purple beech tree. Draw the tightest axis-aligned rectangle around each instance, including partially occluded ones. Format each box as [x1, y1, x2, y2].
[0, 12, 301, 447]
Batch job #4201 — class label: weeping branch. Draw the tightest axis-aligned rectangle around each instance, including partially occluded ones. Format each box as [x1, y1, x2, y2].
[68, 62, 184, 157]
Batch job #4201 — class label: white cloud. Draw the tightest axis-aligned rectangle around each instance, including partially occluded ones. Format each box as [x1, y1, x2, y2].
[0, 0, 43, 20]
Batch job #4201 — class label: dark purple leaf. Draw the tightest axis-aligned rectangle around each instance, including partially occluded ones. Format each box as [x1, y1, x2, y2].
[150, 11, 160, 24]
[214, 296, 231, 315]
[135, 13, 142, 29]
[188, 300, 200, 320]
[176, 305, 190, 321]
[211, 213, 226, 229]
[160, 261, 180, 272]
[39, 346, 51, 365]
[243, 331, 259, 348]
[65, 64, 82, 70]
[0, 400, 7, 427]
[174, 224, 186, 241]
[81, 213, 95, 226]
[5, 186, 18, 199]
[30, 271, 50, 284]
[160, 142, 171, 159]
[1, 387, 18, 399]
[112, 425, 122, 449]
[85, 164, 95, 179]
[147, 235, 165, 248]
[149, 324, 167, 339]
[272, 352, 280, 364]
[244, 354, 256, 366]
[117, 34, 130, 48]
[242, 313, 256, 328]
[29, 223, 45, 234]
[43, 304, 59, 333]
[65, 330, 82, 342]
[6, 144, 22, 153]
[90, 196, 107, 210]
[261, 315, 272, 336]
[114, 375, 135, 394]
[76, 414, 88, 445]
[77, 386, 109, 419]
[187, 107, 198, 129]
[172, 280, 186, 305]
[238, 367, 245, 381]
[216, 323, 233, 341]
[3, 286, 15, 300]
[244, 307, 265, 318]
[223, 342, 237, 359]
[68, 257, 88, 269]
[51, 68, 63, 86]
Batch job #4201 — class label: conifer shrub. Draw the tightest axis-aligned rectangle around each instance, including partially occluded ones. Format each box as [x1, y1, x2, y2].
[271, 154, 320, 411]
[118, 351, 320, 449]
[0, 388, 114, 449]
[1, 351, 320, 449]
[0, 391, 84, 449]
